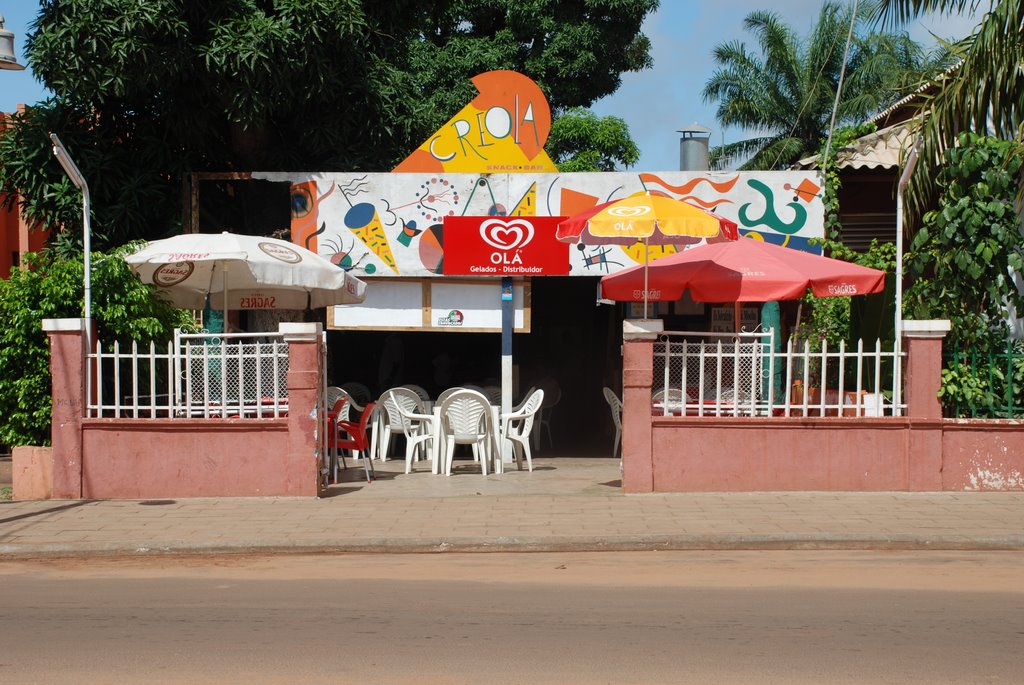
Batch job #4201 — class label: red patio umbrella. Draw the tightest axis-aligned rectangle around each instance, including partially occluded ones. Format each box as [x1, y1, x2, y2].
[599, 236, 886, 304]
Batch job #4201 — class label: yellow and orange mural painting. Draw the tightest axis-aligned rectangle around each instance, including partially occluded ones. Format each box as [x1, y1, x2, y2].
[274, 170, 825, 278]
[290, 180, 334, 252]
[270, 70, 825, 278]
[393, 70, 558, 174]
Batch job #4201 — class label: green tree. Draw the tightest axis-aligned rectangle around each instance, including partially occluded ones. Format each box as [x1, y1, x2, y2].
[702, 1, 952, 169]
[902, 133, 1024, 416]
[904, 133, 1024, 350]
[0, 0, 657, 250]
[547, 108, 640, 172]
[0, 245, 197, 446]
[873, 0, 1024, 228]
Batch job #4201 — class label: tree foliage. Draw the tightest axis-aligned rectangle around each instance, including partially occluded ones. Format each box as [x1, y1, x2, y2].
[904, 133, 1024, 351]
[873, 0, 1024, 230]
[0, 245, 197, 446]
[0, 0, 657, 249]
[703, 1, 953, 170]
[547, 108, 640, 172]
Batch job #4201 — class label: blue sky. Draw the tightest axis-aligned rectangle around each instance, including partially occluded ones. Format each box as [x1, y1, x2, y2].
[1, 1, 980, 170]
[591, 1, 980, 170]
[0, 1, 42, 112]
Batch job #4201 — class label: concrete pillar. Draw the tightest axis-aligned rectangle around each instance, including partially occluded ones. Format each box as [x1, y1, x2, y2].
[281, 322, 326, 496]
[621, 320, 660, 493]
[43, 318, 92, 499]
[903, 320, 950, 491]
[903, 320, 950, 420]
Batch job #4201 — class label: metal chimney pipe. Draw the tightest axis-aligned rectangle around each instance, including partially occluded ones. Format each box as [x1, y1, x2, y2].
[678, 123, 711, 171]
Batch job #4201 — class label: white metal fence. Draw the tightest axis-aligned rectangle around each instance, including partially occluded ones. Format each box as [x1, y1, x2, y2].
[652, 329, 904, 418]
[89, 331, 291, 419]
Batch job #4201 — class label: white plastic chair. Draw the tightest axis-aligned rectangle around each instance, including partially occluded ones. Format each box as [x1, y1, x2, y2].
[326, 385, 345, 411]
[373, 387, 424, 461]
[532, 379, 561, 452]
[400, 384, 431, 404]
[386, 389, 437, 474]
[438, 388, 498, 476]
[339, 382, 372, 408]
[481, 385, 502, 405]
[603, 387, 623, 459]
[436, 387, 465, 405]
[651, 387, 684, 414]
[327, 386, 364, 424]
[500, 388, 544, 471]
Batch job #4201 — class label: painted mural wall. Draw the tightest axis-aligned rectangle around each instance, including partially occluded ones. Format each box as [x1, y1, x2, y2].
[258, 170, 825, 280]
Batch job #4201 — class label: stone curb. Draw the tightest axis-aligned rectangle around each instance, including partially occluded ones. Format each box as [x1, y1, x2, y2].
[4, 533, 1024, 560]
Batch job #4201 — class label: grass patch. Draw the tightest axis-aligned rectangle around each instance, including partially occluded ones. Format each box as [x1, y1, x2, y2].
[0, 486, 11, 501]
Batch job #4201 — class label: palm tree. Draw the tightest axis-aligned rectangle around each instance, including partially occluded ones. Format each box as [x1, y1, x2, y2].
[873, 0, 1024, 227]
[703, 1, 950, 170]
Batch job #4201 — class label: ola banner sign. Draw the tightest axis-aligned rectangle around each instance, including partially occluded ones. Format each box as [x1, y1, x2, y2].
[442, 216, 569, 276]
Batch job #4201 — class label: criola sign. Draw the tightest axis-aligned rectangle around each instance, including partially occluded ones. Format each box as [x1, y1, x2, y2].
[442, 216, 568, 276]
[393, 70, 558, 174]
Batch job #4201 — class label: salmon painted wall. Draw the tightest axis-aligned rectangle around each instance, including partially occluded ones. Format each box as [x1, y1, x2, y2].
[34, 318, 326, 500]
[0, 202, 15, 277]
[942, 424, 1024, 490]
[0, 108, 49, 278]
[636, 418, 1024, 492]
[80, 420, 296, 498]
[647, 418, 911, 491]
[622, 327, 1024, 493]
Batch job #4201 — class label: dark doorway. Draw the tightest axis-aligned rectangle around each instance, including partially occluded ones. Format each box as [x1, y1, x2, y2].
[325, 276, 621, 457]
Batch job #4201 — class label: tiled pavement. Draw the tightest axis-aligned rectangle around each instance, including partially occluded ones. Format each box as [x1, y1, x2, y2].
[2, 457, 1023, 558]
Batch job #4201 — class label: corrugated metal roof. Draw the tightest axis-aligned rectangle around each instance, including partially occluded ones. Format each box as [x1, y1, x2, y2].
[794, 119, 918, 170]
[868, 61, 962, 125]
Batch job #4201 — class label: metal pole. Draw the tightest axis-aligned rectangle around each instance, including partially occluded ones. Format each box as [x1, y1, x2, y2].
[500, 277, 514, 466]
[50, 133, 92, 419]
[895, 136, 922, 416]
[822, 0, 860, 168]
[49, 134, 91, 327]
[643, 238, 650, 319]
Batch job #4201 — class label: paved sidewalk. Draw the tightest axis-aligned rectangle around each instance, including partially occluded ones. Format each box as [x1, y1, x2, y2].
[2, 458, 1023, 558]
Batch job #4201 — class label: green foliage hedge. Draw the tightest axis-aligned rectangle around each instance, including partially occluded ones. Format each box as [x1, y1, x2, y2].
[0, 245, 196, 446]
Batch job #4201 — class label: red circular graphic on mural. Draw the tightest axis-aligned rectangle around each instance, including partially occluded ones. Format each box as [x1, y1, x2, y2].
[418, 224, 444, 274]
[153, 262, 194, 286]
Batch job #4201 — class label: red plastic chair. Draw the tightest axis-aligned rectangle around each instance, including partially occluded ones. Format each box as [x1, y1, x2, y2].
[329, 401, 376, 483]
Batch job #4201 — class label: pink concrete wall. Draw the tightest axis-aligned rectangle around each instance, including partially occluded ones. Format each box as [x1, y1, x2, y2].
[40, 319, 326, 500]
[941, 423, 1024, 490]
[622, 336, 655, 492]
[648, 417, 912, 491]
[80, 420, 291, 498]
[47, 320, 90, 499]
[621, 320, 1024, 493]
[12, 446, 53, 500]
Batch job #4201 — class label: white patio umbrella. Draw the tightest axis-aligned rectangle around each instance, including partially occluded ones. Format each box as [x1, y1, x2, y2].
[125, 232, 367, 325]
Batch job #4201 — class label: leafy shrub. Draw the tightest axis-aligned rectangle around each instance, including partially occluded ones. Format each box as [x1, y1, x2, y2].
[0, 245, 196, 446]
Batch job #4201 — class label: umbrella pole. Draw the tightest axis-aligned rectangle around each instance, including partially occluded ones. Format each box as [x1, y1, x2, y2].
[643, 239, 649, 319]
[222, 265, 229, 333]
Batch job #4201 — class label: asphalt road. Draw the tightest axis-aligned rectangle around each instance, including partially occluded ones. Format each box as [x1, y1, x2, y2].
[1, 551, 1022, 684]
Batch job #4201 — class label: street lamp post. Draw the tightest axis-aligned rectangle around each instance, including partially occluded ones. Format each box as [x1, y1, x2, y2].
[50, 134, 92, 329]
[0, 15, 26, 70]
